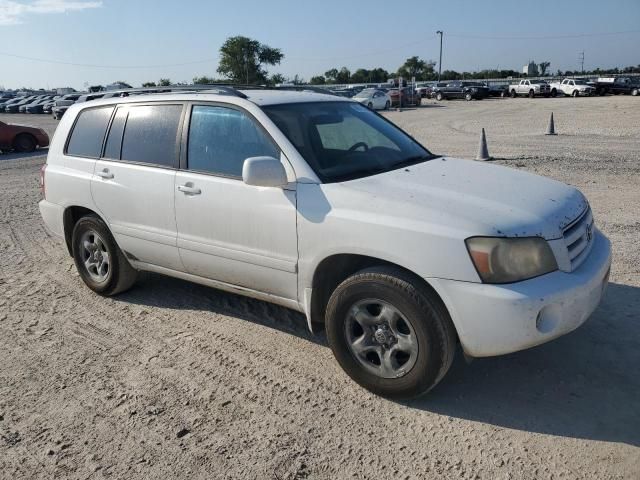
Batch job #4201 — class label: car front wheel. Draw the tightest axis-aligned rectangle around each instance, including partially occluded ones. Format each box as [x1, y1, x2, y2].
[72, 215, 137, 296]
[435, 92, 443, 101]
[325, 266, 457, 399]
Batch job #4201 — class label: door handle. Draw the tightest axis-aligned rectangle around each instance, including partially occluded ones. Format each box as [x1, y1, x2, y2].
[96, 169, 114, 179]
[178, 184, 201, 195]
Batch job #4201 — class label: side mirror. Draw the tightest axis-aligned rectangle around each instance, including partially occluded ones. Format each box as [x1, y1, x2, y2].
[242, 156, 288, 188]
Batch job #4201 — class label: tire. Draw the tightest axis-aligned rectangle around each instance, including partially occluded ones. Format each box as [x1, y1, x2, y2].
[325, 266, 456, 399]
[551, 89, 557, 97]
[13, 133, 37, 153]
[367, 102, 373, 109]
[385, 100, 390, 110]
[529, 89, 535, 98]
[572, 90, 579, 97]
[464, 92, 473, 101]
[72, 215, 137, 296]
[435, 92, 443, 101]
[510, 89, 517, 98]
[632, 88, 639, 96]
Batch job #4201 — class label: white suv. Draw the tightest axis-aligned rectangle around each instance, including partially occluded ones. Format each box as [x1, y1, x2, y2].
[39, 87, 611, 398]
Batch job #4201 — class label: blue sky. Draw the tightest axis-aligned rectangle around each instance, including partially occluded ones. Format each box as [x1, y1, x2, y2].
[0, 0, 639, 90]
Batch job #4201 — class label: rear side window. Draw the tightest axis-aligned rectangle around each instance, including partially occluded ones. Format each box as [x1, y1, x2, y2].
[187, 105, 279, 177]
[103, 107, 127, 159]
[120, 104, 182, 167]
[66, 106, 114, 158]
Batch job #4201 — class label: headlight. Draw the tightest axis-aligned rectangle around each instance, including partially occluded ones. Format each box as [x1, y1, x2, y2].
[465, 237, 558, 284]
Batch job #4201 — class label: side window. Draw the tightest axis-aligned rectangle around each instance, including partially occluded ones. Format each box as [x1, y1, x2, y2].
[187, 105, 280, 177]
[103, 107, 127, 159]
[66, 106, 114, 158]
[120, 104, 182, 167]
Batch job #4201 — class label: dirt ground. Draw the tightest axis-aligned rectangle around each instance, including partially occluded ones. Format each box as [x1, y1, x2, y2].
[1, 95, 639, 480]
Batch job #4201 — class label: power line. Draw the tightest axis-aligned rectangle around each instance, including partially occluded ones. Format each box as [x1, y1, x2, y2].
[0, 51, 217, 69]
[447, 30, 640, 40]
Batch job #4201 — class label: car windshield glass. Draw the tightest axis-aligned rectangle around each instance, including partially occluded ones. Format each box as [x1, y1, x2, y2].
[354, 90, 374, 98]
[263, 101, 436, 183]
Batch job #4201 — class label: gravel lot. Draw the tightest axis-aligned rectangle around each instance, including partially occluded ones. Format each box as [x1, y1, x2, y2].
[1, 96, 639, 480]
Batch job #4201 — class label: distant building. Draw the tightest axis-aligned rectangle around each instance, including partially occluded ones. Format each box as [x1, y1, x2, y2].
[56, 87, 75, 95]
[522, 61, 539, 76]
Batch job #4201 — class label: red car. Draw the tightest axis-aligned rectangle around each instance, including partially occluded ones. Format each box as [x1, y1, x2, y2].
[0, 120, 49, 153]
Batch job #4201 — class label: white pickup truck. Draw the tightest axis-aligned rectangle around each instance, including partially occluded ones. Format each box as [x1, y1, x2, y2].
[550, 78, 596, 97]
[508, 79, 551, 98]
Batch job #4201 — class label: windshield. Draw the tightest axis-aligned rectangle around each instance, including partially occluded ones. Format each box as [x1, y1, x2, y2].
[354, 89, 375, 98]
[263, 101, 435, 183]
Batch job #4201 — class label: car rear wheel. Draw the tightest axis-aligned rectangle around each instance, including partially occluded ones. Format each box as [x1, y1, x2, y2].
[632, 88, 639, 96]
[367, 102, 373, 109]
[72, 215, 137, 296]
[551, 89, 557, 97]
[325, 266, 457, 399]
[510, 89, 517, 98]
[464, 92, 473, 101]
[13, 133, 37, 153]
[528, 89, 535, 98]
[385, 100, 390, 110]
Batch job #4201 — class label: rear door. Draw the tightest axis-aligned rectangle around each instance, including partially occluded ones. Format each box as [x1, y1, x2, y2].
[90, 102, 185, 271]
[174, 103, 298, 300]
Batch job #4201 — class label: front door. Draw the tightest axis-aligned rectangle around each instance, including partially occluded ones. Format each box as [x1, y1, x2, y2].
[174, 104, 298, 300]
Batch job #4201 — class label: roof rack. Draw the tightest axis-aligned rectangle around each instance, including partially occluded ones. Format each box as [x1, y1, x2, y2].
[100, 84, 249, 99]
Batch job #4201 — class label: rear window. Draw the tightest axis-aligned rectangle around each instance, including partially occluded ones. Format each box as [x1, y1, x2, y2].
[66, 106, 114, 158]
[120, 104, 182, 167]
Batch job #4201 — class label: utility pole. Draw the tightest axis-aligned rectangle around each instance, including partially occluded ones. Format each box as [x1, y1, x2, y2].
[436, 30, 443, 81]
[579, 51, 585, 74]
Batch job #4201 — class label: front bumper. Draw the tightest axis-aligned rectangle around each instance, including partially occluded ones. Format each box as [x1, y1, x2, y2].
[428, 230, 611, 357]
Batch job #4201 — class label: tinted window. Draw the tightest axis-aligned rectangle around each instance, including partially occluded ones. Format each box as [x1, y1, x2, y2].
[187, 106, 279, 177]
[103, 107, 127, 159]
[66, 106, 114, 158]
[120, 104, 182, 167]
[264, 102, 433, 183]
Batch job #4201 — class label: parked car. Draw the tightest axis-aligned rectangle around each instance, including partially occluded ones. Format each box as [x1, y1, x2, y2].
[52, 93, 83, 119]
[5, 96, 36, 113]
[508, 79, 551, 98]
[486, 83, 509, 97]
[41, 96, 62, 114]
[549, 78, 595, 97]
[24, 96, 55, 114]
[415, 83, 432, 98]
[39, 89, 611, 399]
[432, 81, 489, 101]
[388, 86, 420, 107]
[0, 97, 25, 110]
[353, 88, 391, 110]
[591, 77, 640, 96]
[0, 120, 49, 152]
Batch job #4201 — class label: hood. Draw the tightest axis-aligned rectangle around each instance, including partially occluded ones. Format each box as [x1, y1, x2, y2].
[334, 157, 587, 240]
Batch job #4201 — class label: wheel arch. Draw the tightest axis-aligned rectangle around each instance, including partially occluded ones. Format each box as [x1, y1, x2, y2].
[308, 253, 451, 335]
[62, 205, 106, 256]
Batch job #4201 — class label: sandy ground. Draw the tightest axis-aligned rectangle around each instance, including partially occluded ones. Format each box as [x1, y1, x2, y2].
[0, 96, 639, 480]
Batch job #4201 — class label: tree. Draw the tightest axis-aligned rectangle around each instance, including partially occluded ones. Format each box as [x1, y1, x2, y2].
[397, 56, 436, 81]
[335, 67, 351, 84]
[158, 78, 171, 86]
[142, 81, 156, 87]
[310, 75, 326, 85]
[324, 68, 339, 83]
[538, 61, 551, 76]
[217, 35, 283, 84]
[269, 73, 286, 85]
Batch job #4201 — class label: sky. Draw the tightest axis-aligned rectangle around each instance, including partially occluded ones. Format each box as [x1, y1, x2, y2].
[0, 0, 639, 90]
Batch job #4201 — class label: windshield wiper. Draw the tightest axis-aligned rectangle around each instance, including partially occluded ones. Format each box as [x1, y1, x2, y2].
[391, 154, 435, 169]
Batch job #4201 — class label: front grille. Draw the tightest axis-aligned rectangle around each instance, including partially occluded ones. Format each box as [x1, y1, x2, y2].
[562, 206, 594, 270]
